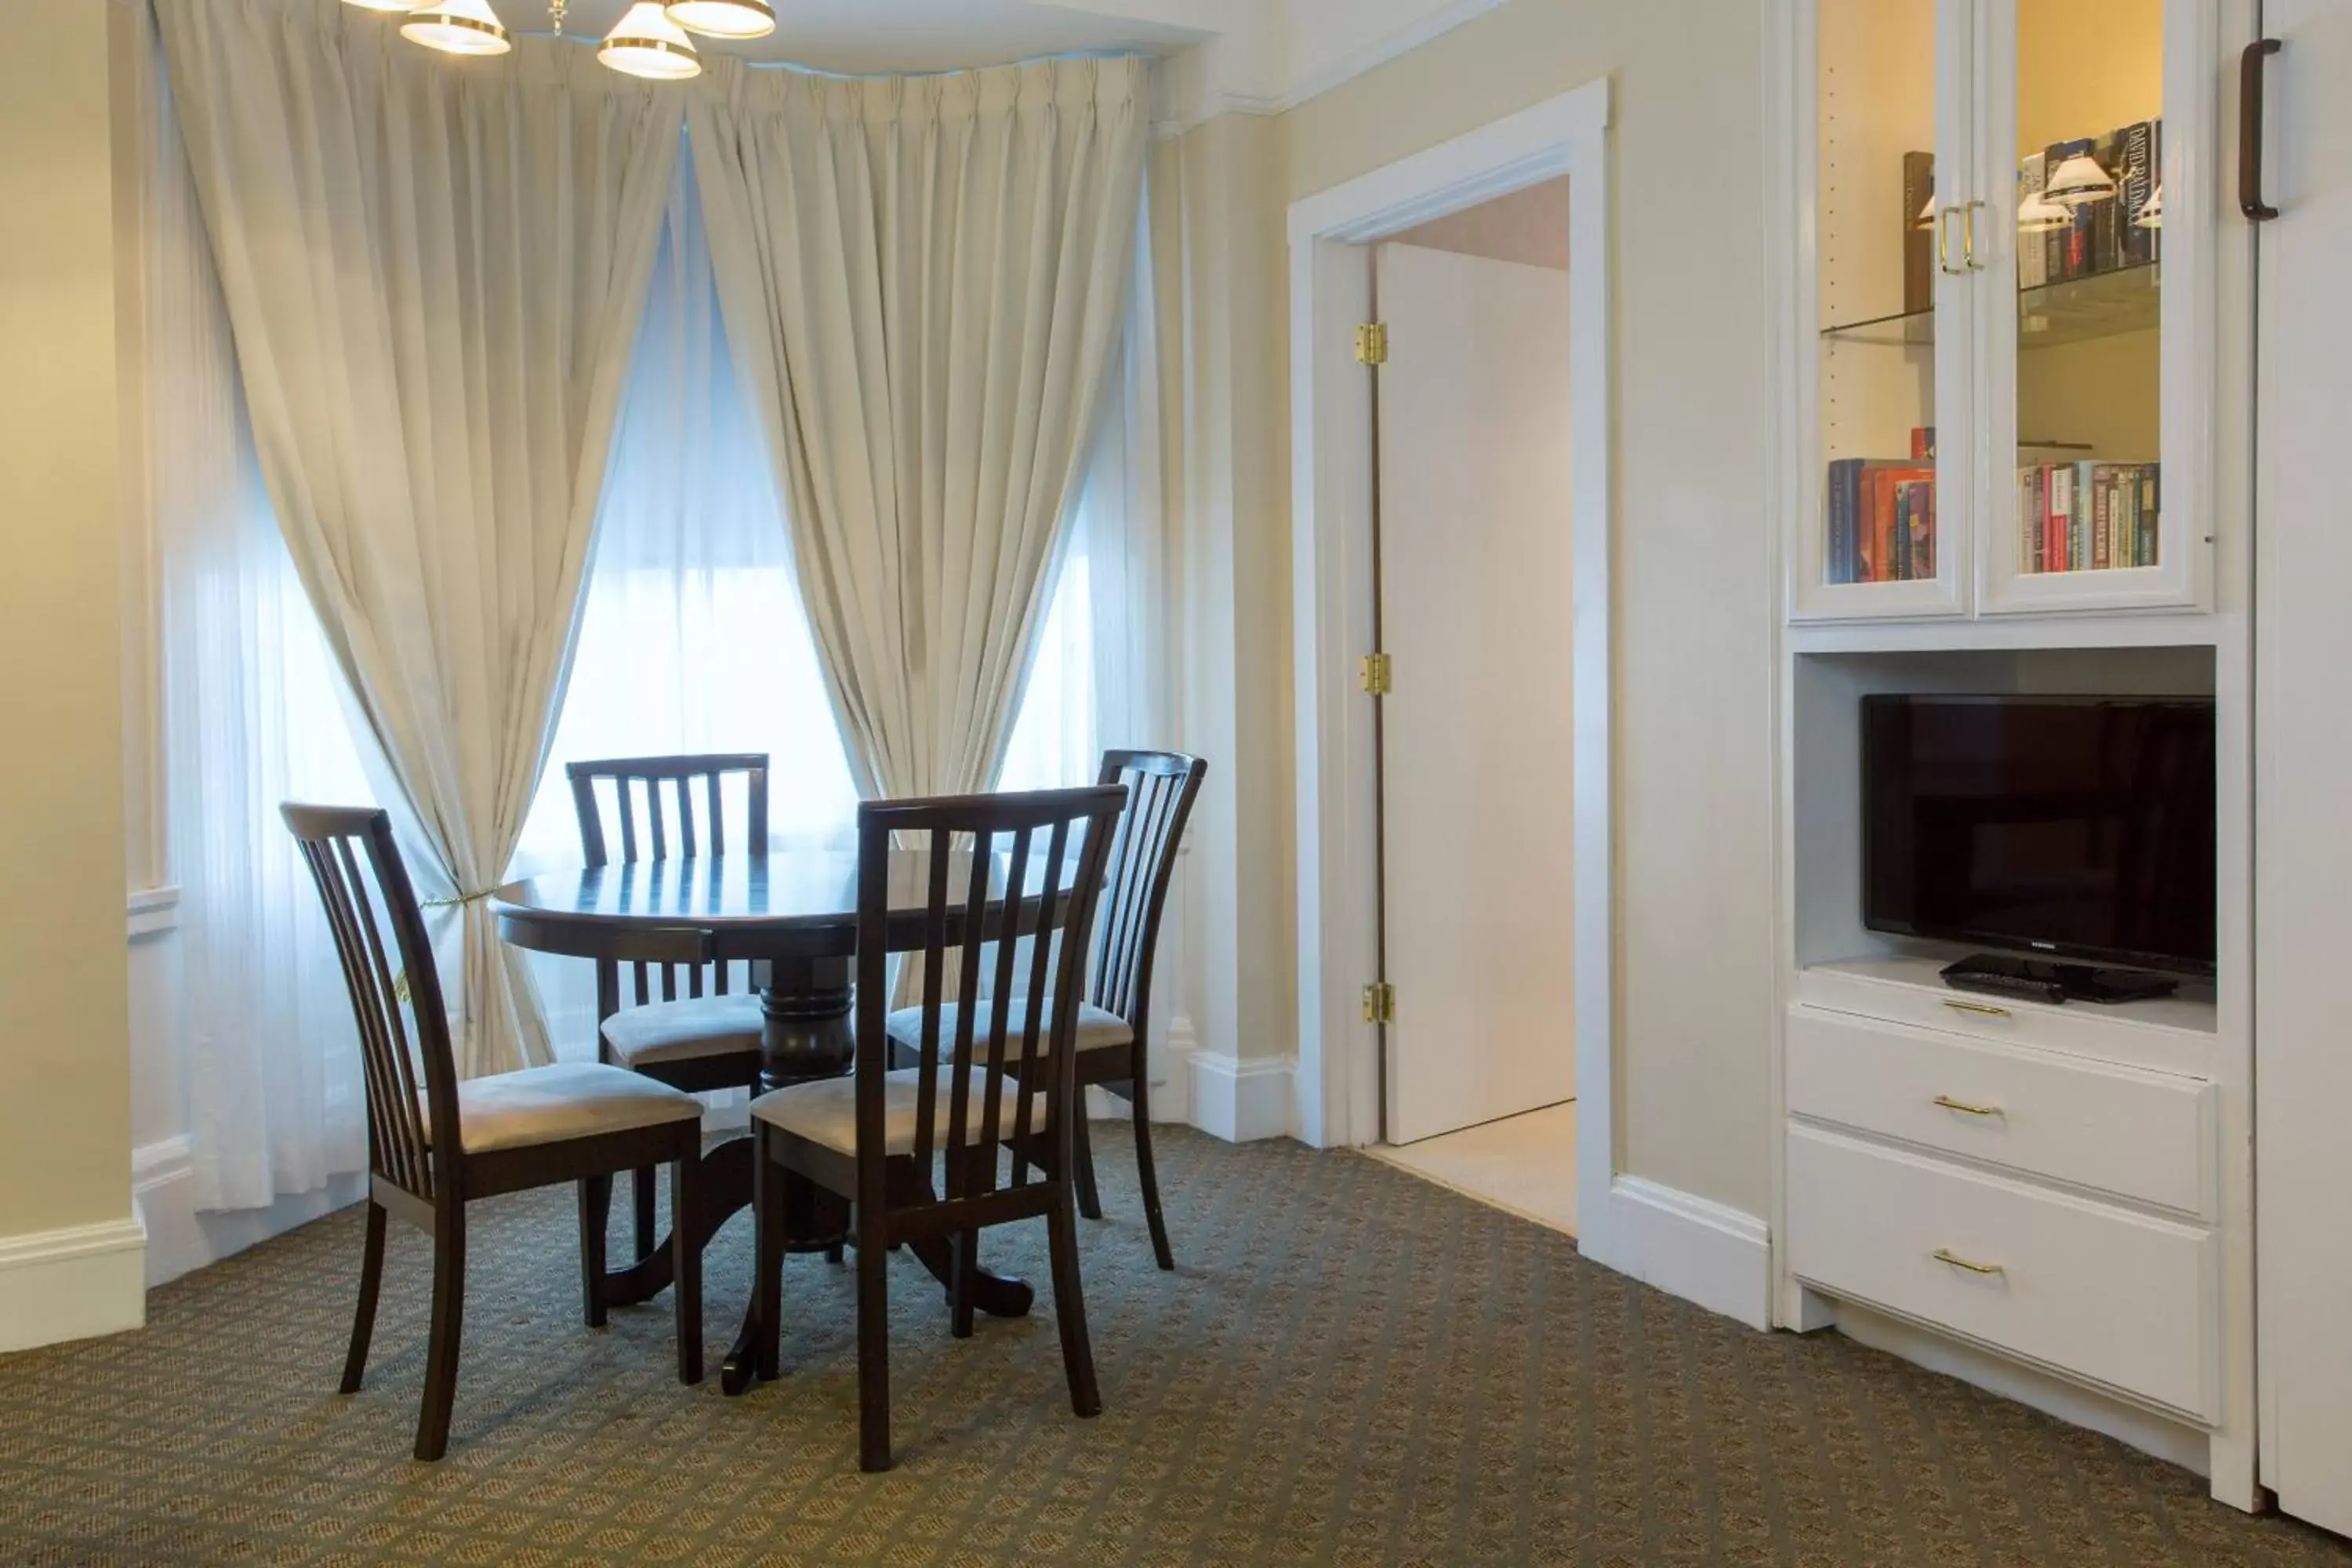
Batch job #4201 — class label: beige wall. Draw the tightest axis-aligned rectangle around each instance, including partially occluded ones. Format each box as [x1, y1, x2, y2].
[1392, 176, 1571, 270]
[1270, 0, 1777, 1210]
[0, 0, 135, 1240]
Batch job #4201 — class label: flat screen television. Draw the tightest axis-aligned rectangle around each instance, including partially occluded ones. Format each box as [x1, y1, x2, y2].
[1860, 694, 2216, 977]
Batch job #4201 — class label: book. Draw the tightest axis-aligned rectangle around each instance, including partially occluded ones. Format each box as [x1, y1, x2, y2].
[1900, 478, 1935, 579]
[1867, 464, 1934, 582]
[2045, 140, 2089, 281]
[2019, 151, 2049, 289]
[2116, 118, 2159, 268]
[1910, 426, 1936, 461]
[1903, 151, 1936, 315]
[2089, 131, 2125, 275]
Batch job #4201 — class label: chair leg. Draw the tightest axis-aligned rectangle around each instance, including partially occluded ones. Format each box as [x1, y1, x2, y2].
[751, 1125, 786, 1385]
[1046, 1188, 1102, 1420]
[855, 1200, 892, 1473]
[1128, 1072, 1175, 1272]
[416, 1206, 466, 1462]
[632, 1165, 658, 1261]
[1071, 1106, 1103, 1221]
[671, 1147, 702, 1385]
[339, 1200, 388, 1395]
[949, 1227, 978, 1341]
[579, 1174, 611, 1328]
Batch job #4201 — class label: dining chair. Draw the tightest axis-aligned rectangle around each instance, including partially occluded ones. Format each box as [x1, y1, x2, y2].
[283, 804, 706, 1462]
[747, 784, 1128, 1472]
[569, 754, 771, 1258]
[884, 751, 1206, 1269]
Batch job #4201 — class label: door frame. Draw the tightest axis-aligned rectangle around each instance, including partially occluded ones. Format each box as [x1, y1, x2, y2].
[1286, 80, 1615, 1244]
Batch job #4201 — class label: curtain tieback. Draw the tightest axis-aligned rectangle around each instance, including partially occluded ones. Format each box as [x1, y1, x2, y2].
[423, 888, 500, 909]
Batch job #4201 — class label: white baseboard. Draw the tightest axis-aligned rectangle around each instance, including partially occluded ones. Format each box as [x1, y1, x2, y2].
[1831, 1299, 2212, 1478]
[133, 1136, 365, 1288]
[1152, 1013, 1198, 1126]
[0, 1213, 147, 1353]
[1188, 1050, 1294, 1143]
[1581, 1175, 1773, 1331]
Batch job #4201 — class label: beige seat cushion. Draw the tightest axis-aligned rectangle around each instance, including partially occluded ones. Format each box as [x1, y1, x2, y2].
[601, 993, 765, 1068]
[750, 1067, 1047, 1158]
[423, 1062, 701, 1156]
[883, 1000, 1133, 1059]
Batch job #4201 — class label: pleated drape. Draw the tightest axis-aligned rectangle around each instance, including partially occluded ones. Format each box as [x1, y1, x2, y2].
[158, 0, 677, 1076]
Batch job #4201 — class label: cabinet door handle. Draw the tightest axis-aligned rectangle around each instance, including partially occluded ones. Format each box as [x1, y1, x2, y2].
[1961, 199, 1988, 270]
[1942, 998, 2012, 1019]
[1932, 1248, 2006, 1277]
[1936, 205, 1964, 274]
[1933, 1094, 2003, 1118]
[2241, 38, 2281, 222]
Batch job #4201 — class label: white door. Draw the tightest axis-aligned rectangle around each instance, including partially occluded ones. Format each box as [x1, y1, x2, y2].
[2256, 0, 2352, 1538]
[1376, 241, 1577, 1145]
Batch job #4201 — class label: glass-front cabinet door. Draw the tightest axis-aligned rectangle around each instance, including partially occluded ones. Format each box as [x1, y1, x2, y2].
[1798, 0, 1973, 620]
[1973, 0, 2205, 613]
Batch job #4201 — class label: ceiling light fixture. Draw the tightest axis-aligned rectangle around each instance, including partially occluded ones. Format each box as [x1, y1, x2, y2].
[400, 0, 512, 55]
[601, 2, 702, 79]
[2045, 151, 2118, 207]
[665, 0, 775, 40]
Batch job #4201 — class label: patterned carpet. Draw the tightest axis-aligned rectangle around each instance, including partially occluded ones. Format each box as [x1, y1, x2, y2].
[2, 1126, 2346, 1567]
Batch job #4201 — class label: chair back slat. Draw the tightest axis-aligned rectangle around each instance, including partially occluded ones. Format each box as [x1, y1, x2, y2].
[1089, 753, 1207, 1029]
[282, 804, 459, 1205]
[857, 787, 1127, 1207]
[568, 754, 769, 1019]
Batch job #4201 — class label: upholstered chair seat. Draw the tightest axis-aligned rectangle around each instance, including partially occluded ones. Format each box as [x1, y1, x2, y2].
[601, 994, 767, 1069]
[419, 1062, 703, 1156]
[883, 1000, 1132, 1058]
[750, 1067, 1043, 1159]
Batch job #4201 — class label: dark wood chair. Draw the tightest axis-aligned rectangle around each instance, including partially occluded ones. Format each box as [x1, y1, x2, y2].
[568, 754, 771, 1258]
[885, 751, 1206, 1269]
[747, 784, 1129, 1472]
[283, 804, 706, 1462]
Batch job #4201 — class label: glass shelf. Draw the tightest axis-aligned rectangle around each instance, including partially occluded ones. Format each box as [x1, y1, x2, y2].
[1822, 260, 2161, 350]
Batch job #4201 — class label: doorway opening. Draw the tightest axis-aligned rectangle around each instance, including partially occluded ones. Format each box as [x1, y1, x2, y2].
[1287, 82, 1614, 1254]
[1356, 180, 1577, 1234]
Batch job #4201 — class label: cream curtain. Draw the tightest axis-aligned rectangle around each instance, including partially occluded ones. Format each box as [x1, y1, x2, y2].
[157, 0, 677, 1076]
[686, 55, 1149, 802]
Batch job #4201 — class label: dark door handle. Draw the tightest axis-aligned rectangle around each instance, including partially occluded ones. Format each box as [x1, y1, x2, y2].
[2241, 37, 2281, 222]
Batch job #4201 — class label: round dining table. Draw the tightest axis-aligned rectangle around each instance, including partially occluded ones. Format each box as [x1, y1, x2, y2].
[492, 845, 1075, 1395]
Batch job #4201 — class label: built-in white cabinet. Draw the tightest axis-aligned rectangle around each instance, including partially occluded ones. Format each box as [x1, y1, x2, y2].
[1795, 0, 2216, 622]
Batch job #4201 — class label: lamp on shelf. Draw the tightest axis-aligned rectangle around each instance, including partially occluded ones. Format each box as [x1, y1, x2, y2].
[2045, 151, 2118, 206]
[666, 0, 776, 38]
[2136, 183, 2163, 230]
[1915, 192, 1937, 230]
[601, 2, 702, 78]
[399, 0, 512, 54]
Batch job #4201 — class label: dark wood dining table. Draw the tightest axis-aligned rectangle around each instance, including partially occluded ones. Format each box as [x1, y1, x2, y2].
[492, 845, 1076, 1395]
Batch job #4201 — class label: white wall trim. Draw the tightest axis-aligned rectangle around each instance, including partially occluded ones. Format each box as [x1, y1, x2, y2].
[1189, 1051, 1294, 1143]
[126, 883, 180, 938]
[1584, 1177, 1773, 1332]
[0, 1214, 147, 1352]
[1284, 77, 1617, 1245]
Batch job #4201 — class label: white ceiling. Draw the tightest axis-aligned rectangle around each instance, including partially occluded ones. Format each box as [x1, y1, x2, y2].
[542, 0, 1212, 75]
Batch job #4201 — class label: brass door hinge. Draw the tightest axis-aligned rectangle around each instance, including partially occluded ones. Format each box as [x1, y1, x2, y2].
[1354, 321, 1388, 365]
[1359, 652, 1392, 695]
[1362, 982, 1396, 1025]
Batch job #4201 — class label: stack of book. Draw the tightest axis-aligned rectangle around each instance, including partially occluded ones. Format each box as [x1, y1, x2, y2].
[2018, 118, 2161, 291]
[1827, 456, 1936, 585]
[2017, 462, 2160, 573]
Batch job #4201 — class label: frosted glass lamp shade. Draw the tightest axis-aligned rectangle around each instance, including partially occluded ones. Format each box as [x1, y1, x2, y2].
[2017, 191, 2074, 234]
[601, 2, 701, 78]
[2136, 183, 2163, 230]
[400, 0, 510, 53]
[666, 0, 775, 38]
[2045, 152, 2118, 205]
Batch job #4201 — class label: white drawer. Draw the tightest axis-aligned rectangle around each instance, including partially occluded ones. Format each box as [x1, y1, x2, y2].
[1787, 1006, 2214, 1216]
[1795, 959, 2216, 1080]
[1788, 1126, 2216, 1421]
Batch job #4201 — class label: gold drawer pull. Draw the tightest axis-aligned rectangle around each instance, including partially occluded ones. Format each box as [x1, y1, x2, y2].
[1932, 1248, 2005, 1277]
[1943, 998, 2013, 1019]
[1932, 1094, 2003, 1118]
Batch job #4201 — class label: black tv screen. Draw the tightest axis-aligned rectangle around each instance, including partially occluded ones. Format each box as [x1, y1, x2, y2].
[1860, 695, 2216, 975]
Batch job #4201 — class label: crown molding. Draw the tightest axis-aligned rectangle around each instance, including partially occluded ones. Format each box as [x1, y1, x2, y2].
[1153, 0, 1503, 139]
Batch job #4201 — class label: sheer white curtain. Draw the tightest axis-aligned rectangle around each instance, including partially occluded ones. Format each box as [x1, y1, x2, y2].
[142, 13, 375, 1213]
